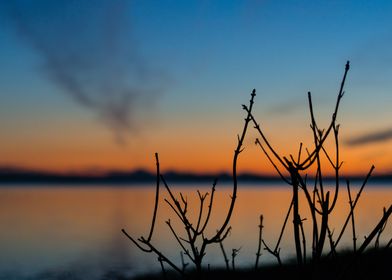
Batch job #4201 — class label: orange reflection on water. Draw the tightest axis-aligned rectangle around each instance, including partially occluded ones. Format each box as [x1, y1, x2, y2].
[0, 184, 390, 277]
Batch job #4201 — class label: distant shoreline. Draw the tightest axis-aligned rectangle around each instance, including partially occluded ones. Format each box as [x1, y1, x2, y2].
[1, 167, 391, 185]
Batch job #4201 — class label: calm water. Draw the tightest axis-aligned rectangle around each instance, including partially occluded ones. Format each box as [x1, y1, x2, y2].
[0, 183, 391, 279]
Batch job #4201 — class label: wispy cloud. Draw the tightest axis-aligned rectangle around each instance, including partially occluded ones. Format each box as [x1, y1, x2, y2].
[3, 0, 168, 144]
[345, 128, 392, 146]
[265, 99, 304, 116]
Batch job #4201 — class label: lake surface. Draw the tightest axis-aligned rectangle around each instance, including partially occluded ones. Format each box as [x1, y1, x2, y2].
[0, 183, 391, 279]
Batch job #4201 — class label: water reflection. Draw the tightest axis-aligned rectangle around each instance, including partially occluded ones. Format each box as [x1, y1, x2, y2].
[0, 184, 390, 279]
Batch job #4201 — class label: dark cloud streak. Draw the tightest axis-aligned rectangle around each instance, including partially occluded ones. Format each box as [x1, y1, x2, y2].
[346, 128, 392, 146]
[3, 0, 167, 144]
[265, 99, 304, 115]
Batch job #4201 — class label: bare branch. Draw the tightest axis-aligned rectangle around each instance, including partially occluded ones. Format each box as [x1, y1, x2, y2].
[299, 217, 307, 264]
[164, 198, 186, 224]
[231, 247, 241, 271]
[297, 142, 303, 164]
[218, 237, 230, 271]
[262, 239, 282, 266]
[346, 181, 357, 252]
[297, 61, 350, 170]
[274, 197, 294, 252]
[198, 179, 217, 234]
[328, 123, 341, 213]
[195, 190, 207, 233]
[327, 226, 336, 257]
[255, 215, 264, 270]
[357, 205, 392, 254]
[158, 257, 167, 280]
[375, 207, 389, 249]
[122, 229, 152, 253]
[147, 153, 161, 242]
[166, 219, 195, 263]
[248, 112, 289, 170]
[332, 165, 375, 252]
[180, 251, 189, 273]
[386, 238, 392, 249]
[122, 229, 183, 275]
[255, 138, 291, 185]
[206, 89, 256, 244]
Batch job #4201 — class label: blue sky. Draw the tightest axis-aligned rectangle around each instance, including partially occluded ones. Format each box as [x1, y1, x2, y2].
[0, 0, 392, 174]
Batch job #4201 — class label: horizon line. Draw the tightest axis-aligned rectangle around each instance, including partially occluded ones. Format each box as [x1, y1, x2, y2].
[1, 166, 391, 184]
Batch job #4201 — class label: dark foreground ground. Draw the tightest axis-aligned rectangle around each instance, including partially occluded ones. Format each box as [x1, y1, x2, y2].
[15, 248, 391, 280]
[129, 248, 392, 280]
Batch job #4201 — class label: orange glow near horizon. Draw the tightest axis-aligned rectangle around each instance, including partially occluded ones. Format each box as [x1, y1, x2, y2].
[1, 89, 391, 176]
[1, 121, 390, 177]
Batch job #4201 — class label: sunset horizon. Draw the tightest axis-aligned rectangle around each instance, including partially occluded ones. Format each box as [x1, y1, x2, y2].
[0, 1, 391, 280]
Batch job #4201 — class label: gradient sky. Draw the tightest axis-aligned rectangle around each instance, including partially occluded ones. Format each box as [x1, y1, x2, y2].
[1, 0, 392, 175]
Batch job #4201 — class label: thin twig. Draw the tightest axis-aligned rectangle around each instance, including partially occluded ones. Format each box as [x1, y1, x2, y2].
[255, 138, 291, 184]
[231, 247, 241, 271]
[180, 251, 189, 273]
[195, 190, 207, 233]
[386, 238, 392, 249]
[158, 256, 167, 280]
[327, 226, 336, 257]
[375, 207, 389, 248]
[262, 239, 282, 266]
[219, 238, 230, 271]
[297, 61, 349, 170]
[299, 217, 307, 264]
[247, 112, 288, 170]
[357, 205, 392, 254]
[122, 229, 183, 274]
[274, 197, 294, 252]
[147, 153, 160, 242]
[166, 219, 195, 263]
[346, 180, 357, 252]
[332, 165, 375, 253]
[297, 142, 303, 164]
[203, 89, 256, 247]
[121, 229, 152, 252]
[255, 215, 264, 270]
[164, 198, 186, 224]
[198, 179, 217, 234]
[328, 123, 341, 213]
[287, 162, 303, 265]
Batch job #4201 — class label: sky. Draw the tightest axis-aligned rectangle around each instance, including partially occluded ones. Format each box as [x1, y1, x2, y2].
[1, 0, 392, 176]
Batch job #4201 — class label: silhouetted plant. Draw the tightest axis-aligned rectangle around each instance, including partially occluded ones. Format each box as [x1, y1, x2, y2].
[122, 91, 257, 278]
[246, 61, 392, 270]
[123, 62, 391, 279]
